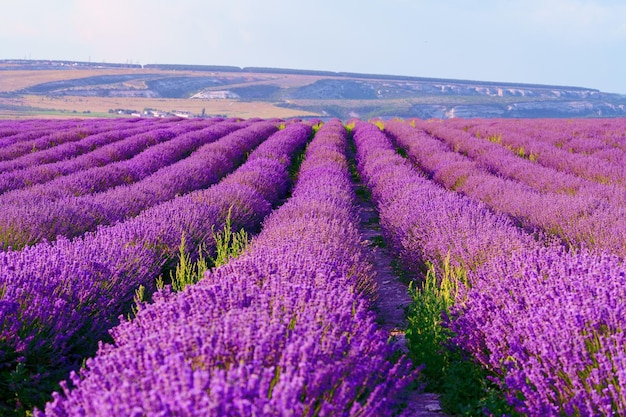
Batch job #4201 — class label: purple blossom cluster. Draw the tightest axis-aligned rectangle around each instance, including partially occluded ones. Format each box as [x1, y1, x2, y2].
[36, 119, 414, 416]
[0, 121, 310, 413]
[384, 120, 626, 257]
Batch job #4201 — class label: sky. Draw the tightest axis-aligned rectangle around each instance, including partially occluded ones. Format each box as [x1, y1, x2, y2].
[1, 0, 625, 94]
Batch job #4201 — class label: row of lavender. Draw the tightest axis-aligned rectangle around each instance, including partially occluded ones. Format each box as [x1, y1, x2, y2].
[35, 119, 414, 416]
[449, 118, 626, 164]
[413, 119, 626, 200]
[0, 118, 210, 192]
[0, 120, 280, 249]
[0, 121, 311, 414]
[0, 118, 177, 162]
[0, 118, 118, 140]
[0, 118, 154, 174]
[355, 120, 626, 415]
[464, 120, 626, 185]
[384, 119, 626, 258]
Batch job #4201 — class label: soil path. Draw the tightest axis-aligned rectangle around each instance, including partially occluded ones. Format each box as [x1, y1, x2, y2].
[353, 183, 450, 417]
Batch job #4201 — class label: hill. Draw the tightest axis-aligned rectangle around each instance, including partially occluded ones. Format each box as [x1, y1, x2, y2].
[1, 59, 625, 119]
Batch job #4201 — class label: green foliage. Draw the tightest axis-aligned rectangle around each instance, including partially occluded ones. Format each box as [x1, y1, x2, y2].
[155, 275, 165, 290]
[127, 284, 146, 320]
[311, 121, 323, 134]
[210, 210, 249, 269]
[395, 146, 408, 158]
[0, 341, 78, 417]
[451, 175, 468, 191]
[267, 365, 282, 400]
[288, 146, 307, 185]
[440, 359, 517, 417]
[371, 120, 385, 130]
[354, 185, 371, 201]
[170, 234, 209, 292]
[390, 258, 412, 285]
[405, 260, 460, 391]
[156, 208, 250, 296]
[404, 259, 515, 416]
[486, 133, 502, 144]
[345, 127, 371, 202]
[369, 235, 386, 248]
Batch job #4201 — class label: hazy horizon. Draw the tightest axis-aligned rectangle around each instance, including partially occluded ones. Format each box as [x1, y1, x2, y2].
[2, 0, 625, 94]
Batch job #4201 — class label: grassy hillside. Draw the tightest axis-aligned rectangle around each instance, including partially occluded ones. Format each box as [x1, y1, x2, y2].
[1, 60, 625, 119]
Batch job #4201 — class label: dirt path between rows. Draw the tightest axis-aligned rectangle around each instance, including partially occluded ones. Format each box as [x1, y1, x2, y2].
[354, 185, 450, 417]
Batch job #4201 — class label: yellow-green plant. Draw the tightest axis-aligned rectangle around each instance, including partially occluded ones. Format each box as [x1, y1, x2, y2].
[170, 234, 210, 293]
[371, 120, 385, 130]
[404, 257, 515, 416]
[405, 258, 464, 390]
[210, 210, 249, 269]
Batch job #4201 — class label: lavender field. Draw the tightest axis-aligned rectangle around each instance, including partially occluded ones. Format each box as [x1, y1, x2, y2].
[1, 116, 625, 416]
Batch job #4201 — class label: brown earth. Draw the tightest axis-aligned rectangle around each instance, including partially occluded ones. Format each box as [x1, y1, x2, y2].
[355, 186, 450, 416]
[4, 94, 318, 119]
